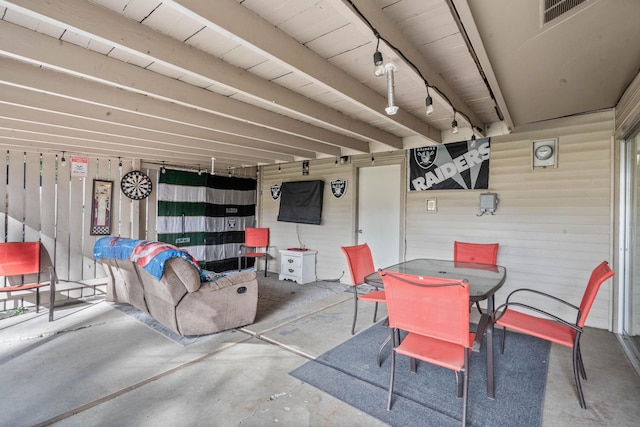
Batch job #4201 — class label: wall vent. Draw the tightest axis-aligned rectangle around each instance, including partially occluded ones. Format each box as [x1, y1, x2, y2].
[543, 0, 587, 24]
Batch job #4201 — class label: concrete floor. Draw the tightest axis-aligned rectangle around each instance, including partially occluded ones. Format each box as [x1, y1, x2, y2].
[0, 274, 639, 427]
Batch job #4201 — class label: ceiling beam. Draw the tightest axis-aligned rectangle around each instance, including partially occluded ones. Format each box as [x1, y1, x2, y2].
[0, 58, 338, 158]
[0, 113, 294, 165]
[172, 0, 438, 145]
[451, 0, 513, 131]
[0, 132, 252, 168]
[2, 0, 401, 149]
[0, 20, 373, 154]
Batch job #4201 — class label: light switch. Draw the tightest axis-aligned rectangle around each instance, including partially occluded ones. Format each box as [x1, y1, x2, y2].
[425, 198, 437, 212]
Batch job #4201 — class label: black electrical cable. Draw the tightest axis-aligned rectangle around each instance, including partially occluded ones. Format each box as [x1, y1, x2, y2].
[345, 0, 480, 132]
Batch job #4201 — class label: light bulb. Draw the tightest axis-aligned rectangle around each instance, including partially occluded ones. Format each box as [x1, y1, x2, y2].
[425, 96, 434, 116]
[373, 51, 384, 77]
[452, 119, 459, 134]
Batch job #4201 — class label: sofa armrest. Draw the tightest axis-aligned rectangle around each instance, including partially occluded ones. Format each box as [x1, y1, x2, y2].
[199, 271, 257, 292]
[162, 258, 202, 293]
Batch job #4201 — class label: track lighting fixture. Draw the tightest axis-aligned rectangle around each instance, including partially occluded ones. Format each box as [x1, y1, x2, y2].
[384, 63, 399, 115]
[360, 13, 482, 139]
[371, 154, 375, 165]
[60, 151, 66, 167]
[161, 161, 166, 174]
[211, 157, 215, 175]
[278, 164, 281, 173]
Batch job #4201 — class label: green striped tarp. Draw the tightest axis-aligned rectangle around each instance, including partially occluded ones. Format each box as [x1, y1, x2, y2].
[157, 169, 256, 272]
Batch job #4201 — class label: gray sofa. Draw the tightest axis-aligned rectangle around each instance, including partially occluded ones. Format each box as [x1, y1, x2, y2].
[98, 257, 258, 336]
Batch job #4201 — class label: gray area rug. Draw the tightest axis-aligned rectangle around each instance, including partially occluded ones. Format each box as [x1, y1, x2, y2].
[113, 272, 344, 345]
[112, 303, 206, 346]
[290, 322, 550, 427]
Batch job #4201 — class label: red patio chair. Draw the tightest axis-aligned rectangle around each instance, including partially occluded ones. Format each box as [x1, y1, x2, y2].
[494, 260, 614, 409]
[0, 242, 57, 321]
[238, 228, 269, 277]
[341, 243, 386, 335]
[454, 241, 499, 313]
[381, 269, 488, 427]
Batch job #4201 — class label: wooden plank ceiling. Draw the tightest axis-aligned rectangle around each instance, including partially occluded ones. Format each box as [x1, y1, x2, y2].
[0, 0, 637, 172]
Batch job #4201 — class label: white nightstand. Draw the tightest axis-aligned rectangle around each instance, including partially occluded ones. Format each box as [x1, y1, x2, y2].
[279, 249, 317, 284]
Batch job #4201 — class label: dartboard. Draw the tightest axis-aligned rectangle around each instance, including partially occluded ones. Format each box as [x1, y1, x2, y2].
[121, 170, 152, 200]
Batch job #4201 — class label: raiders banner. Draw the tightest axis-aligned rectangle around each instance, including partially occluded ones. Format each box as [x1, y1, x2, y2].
[408, 138, 490, 191]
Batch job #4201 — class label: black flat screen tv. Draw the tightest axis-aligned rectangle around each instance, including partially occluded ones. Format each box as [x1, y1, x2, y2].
[277, 180, 324, 225]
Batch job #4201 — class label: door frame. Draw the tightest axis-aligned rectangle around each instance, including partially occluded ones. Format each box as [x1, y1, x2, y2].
[616, 126, 640, 375]
[351, 153, 406, 263]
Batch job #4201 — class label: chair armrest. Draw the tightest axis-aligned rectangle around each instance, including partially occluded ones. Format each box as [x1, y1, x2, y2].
[504, 288, 579, 311]
[494, 301, 582, 332]
[472, 313, 490, 352]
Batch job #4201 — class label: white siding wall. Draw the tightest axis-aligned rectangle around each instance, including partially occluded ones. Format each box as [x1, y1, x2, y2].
[260, 159, 358, 282]
[0, 150, 144, 309]
[260, 111, 616, 329]
[406, 112, 614, 329]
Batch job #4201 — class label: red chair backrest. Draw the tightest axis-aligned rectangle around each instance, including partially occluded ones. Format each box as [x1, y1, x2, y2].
[454, 241, 499, 265]
[577, 261, 614, 327]
[0, 242, 41, 276]
[341, 243, 375, 286]
[245, 228, 269, 248]
[381, 269, 470, 346]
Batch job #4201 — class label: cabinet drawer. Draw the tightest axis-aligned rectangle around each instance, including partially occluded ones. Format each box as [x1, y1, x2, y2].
[281, 255, 302, 268]
[281, 265, 301, 276]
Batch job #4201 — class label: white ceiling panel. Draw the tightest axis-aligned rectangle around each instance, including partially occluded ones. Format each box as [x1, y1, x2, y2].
[0, 0, 636, 170]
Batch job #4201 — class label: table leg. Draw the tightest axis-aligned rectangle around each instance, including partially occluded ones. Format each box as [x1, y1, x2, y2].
[487, 294, 495, 399]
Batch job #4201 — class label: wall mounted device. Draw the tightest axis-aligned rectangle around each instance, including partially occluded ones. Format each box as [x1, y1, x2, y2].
[478, 192, 498, 216]
[425, 198, 437, 213]
[532, 138, 557, 168]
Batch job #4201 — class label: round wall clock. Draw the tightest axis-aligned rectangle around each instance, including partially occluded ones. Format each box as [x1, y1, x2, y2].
[121, 170, 152, 200]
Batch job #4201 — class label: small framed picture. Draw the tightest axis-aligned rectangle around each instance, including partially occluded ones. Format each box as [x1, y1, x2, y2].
[90, 179, 113, 235]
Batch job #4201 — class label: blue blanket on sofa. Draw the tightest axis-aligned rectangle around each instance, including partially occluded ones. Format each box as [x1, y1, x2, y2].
[94, 237, 216, 281]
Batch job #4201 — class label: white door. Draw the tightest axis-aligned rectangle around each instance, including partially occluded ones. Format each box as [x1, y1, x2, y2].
[357, 164, 401, 269]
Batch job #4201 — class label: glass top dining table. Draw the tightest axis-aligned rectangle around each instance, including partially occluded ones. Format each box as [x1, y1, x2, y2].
[365, 258, 507, 399]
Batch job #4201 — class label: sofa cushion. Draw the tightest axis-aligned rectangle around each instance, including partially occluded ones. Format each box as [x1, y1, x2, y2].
[163, 258, 201, 293]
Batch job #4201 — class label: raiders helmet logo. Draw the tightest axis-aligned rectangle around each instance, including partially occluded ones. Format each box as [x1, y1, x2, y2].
[330, 179, 347, 199]
[270, 184, 281, 200]
[227, 218, 237, 229]
[414, 146, 438, 169]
